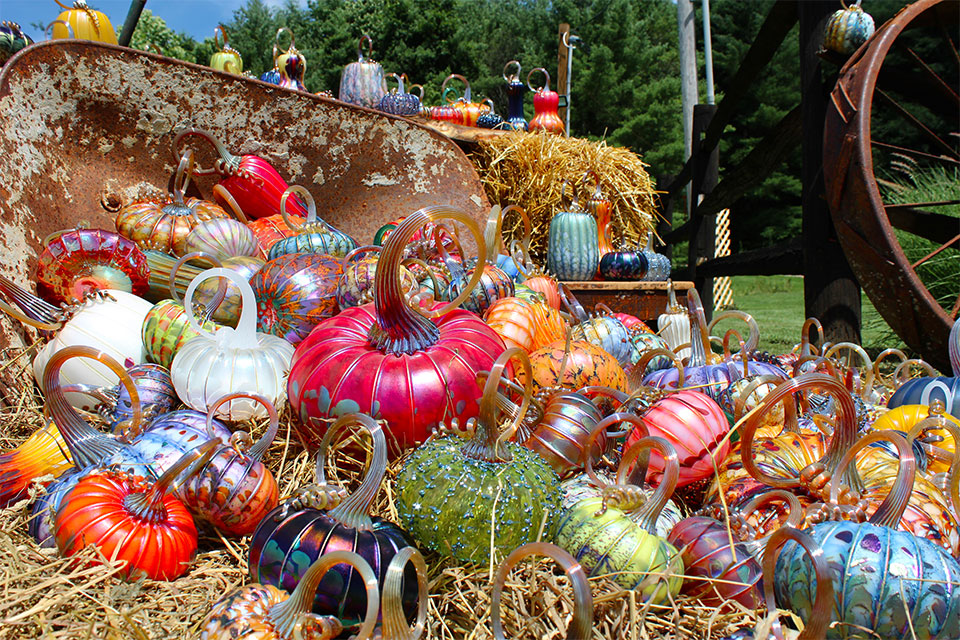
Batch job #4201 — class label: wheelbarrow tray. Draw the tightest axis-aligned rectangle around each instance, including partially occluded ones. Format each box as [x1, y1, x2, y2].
[0, 41, 489, 392]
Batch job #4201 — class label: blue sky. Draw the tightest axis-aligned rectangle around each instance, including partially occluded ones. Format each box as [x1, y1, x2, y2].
[0, 1, 302, 42]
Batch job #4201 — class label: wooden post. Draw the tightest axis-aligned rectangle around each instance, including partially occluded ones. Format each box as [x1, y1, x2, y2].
[557, 23, 571, 130]
[689, 104, 719, 321]
[799, 2, 861, 344]
[656, 174, 675, 263]
[676, 0, 699, 211]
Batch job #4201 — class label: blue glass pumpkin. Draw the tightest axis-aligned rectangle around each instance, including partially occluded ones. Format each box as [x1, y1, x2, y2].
[823, 1, 875, 55]
[888, 319, 960, 419]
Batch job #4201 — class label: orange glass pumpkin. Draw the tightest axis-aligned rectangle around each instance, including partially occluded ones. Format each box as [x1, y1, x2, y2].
[484, 296, 537, 352]
[55, 440, 218, 581]
[523, 332, 628, 393]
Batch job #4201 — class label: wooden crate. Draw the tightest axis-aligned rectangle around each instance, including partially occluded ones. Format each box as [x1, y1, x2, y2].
[562, 280, 694, 324]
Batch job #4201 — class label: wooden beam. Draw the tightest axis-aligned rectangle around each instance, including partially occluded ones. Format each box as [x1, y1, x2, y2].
[800, 1, 861, 344]
[695, 104, 803, 218]
[689, 104, 719, 320]
[557, 23, 571, 131]
[697, 238, 803, 277]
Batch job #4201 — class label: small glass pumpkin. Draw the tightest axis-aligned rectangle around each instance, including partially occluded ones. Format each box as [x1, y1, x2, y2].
[640, 232, 671, 281]
[483, 296, 538, 353]
[657, 280, 689, 360]
[396, 348, 562, 563]
[0, 21, 33, 65]
[476, 99, 507, 130]
[209, 25, 243, 74]
[522, 390, 605, 478]
[55, 439, 218, 581]
[266, 186, 357, 259]
[378, 72, 423, 116]
[249, 413, 418, 624]
[171, 268, 295, 420]
[35, 227, 149, 305]
[115, 149, 231, 255]
[440, 74, 482, 127]
[50, 0, 117, 43]
[173, 126, 307, 222]
[184, 218, 258, 261]
[527, 68, 564, 135]
[339, 34, 386, 108]
[555, 435, 683, 601]
[251, 252, 343, 345]
[823, 0, 876, 55]
[201, 550, 381, 640]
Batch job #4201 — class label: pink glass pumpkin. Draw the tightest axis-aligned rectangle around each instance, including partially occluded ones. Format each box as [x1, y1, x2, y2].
[287, 206, 506, 455]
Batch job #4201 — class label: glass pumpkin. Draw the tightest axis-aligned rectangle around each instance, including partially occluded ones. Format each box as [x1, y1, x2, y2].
[202, 550, 381, 640]
[0, 21, 32, 65]
[657, 280, 690, 360]
[484, 296, 538, 353]
[209, 25, 243, 74]
[555, 435, 683, 601]
[767, 430, 960, 640]
[523, 331, 628, 394]
[266, 186, 357, 259]
[55, 439, 218, 581]
[179, 393, 280, 537]
[571, 314, 634, 368]
[115, 149, 231, 255]
[522, 390, 604, 477]
[582, 171, 614, 260]
[823, 0, 876, 55]
[36, 228, 149, 304]
[251, 252, 342, 345]
[527, 68, 564, 135]
[249, 413, 418, 624]
[888, 318, 960, 419]
[546, 184, 599, 281]
[51, 0, 117, 43]
[396, 348, 562, 563]
[335, 246, 418, 310]
[287, 206, 506, 455]
[184, 218, 258, 261]
[339, 34, 386, 108]
[640, 232, 671, 281]
[173, 126, 307, 222]
[378, 72, 423, 116]
[171, 268, 295, 421]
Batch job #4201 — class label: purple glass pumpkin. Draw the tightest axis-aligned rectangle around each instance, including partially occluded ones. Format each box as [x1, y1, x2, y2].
[248, 414, 417, 624]
[599, 249, 647, 281]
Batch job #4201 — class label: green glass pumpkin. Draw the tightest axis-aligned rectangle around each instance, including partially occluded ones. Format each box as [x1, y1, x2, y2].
[0, 21, 32, 65]
[396, 348, 562, 563]
[546, 184, 599, 281]
[555, 435, 684, 603]
[209, 26, 243, 74]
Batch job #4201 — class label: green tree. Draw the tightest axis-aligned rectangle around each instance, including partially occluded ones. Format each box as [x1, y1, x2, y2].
[129, 10, 199, 62]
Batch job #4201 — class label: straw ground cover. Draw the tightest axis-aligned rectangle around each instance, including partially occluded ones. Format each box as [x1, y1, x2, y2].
[0, 346, 766, 639]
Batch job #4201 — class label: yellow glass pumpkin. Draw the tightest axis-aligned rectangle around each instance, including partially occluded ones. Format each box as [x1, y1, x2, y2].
[50, 0, 117, 44]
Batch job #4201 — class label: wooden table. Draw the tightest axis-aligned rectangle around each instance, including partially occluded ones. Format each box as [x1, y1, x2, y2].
[561, 280, 694, 323]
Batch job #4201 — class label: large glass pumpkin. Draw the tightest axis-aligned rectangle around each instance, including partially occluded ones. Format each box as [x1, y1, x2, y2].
[546, 200, 598, 281]
[50, 0, 117, 43]
[287, 206, 505, 455]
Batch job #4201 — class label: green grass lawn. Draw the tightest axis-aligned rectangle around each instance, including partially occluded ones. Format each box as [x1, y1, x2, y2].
[712, 275, 905, 356]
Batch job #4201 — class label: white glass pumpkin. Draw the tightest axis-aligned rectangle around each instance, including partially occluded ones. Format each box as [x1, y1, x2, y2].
[171, 268, 295, 420]
[657, 280, 690, 361]
[33, 290, 152, 409]
[183, 218, 258, 261]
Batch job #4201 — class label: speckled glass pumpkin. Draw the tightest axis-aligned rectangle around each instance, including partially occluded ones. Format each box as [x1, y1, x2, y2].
[248, 414, 418, 624]
[396, 349, 562, 563]
[251, 253, 342, 345]
[556, 436, 683, 601]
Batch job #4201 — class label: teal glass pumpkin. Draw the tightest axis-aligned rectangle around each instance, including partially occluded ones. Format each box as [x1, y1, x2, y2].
[266, 186, 357, 260]
[396, 349, 562, 563]
[823, 1, 876, 55]
[555, 435, 683, 602]
[766, 431, 960, 640]
[546, 210, 599, 281]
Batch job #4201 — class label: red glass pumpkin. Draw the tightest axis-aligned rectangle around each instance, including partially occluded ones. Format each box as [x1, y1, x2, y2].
[36, 228, 149, 304]
[624, 389, 730, 489]
[173, 127, 307, 221]
[287, 206, 506, 455]
[55, 440, 218, 581]
[527, 68, 564, 135]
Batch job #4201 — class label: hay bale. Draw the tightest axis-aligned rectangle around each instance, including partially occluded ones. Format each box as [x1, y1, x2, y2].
[470, 131, 660, 262]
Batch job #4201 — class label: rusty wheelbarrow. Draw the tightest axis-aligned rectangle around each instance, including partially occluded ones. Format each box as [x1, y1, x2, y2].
[0, 40, 489, 397]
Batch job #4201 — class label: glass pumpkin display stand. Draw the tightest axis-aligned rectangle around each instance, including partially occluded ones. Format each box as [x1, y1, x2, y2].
[561, 279, 695, 323]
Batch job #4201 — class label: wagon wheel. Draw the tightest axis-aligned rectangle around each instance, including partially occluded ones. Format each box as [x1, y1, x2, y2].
[824, 0, 959, 373]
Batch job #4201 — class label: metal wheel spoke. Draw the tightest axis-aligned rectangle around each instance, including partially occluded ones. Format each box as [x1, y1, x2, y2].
[909, 232, 960, 269]
[877, 88, 960, 159]
[937, 20, 960, 69]
[872, 140, 960, 166]
[905, 48, 960, 107]
[951, 293, 960, 320]
[886, 200, 960, 210]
